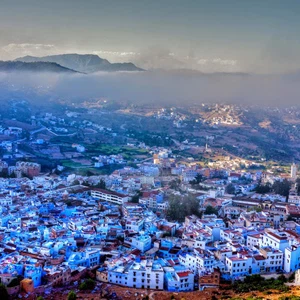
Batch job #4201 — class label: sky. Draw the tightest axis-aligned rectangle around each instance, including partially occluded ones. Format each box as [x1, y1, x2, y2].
[1, 0, 300, 73]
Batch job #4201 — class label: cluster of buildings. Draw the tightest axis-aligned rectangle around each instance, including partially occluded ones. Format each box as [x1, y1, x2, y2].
[0, 160, 41, 178]
[0, 156, 298, 297]
[93, 154, 125, 168]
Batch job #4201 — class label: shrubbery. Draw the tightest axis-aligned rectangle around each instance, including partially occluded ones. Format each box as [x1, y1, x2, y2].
[279, 297, 300, 300]
[232, 274, 290, 293]
[0, 284, 8, 300]
[7, 275, 23, 287]
[166, 194, 201, 222]
[79, 278, 96, 290]
[67, 290, 77, 300]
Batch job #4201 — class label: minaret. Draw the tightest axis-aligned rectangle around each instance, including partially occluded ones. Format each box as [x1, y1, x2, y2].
[291, 163, 297, 181]
[205, 136, 209, 152]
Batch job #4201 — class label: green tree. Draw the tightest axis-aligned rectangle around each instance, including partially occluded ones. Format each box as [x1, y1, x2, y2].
[66, 200, 72, 207]
[169, 179, 181, 191]
[255, 180, 272, 194]
[72, 179, 80, 186]
[232, 274, 290, 294]
[67, 290, 77, 300]
[225, 183, 235, 194]
[279, 296, 300, 300]
[272, 179, 291, 201]
[288, 271, 295, 282]
[189, 174, 205, 185]
[247, 206, 262, 212]
[82, 180, 91, 187]
[79, 278, 96, 290]
[166, 195, 182, 221]
[166, 194, 201, 222]
[131, 194, 139, 203]
[9, 172, 16, 178]
[86, 170, 94, 177]
[95, 179, 106, 189]
[7, 275, 23, 287]
[204, 205, 218, 216]
[277, 274, 287, 283]
[0, 170, 8, 178]
[0, 283, 9, 300]
[184, 194, 201, 217]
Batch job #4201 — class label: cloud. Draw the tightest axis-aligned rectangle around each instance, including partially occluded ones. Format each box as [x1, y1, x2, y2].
[133, 47, 186, 70]
[212, 58, 237, 66]
[91, 50, 140, 63]
[197, 59, 208, 65]
[92, 50, 140, 57]
[196, 58, 237, 67]
[1, 43, 57, 60]
[2, 43, 56, 52]
[129, 46, 240, 72]
[0, 70, 299, 108]
[92, 47, 184, 70]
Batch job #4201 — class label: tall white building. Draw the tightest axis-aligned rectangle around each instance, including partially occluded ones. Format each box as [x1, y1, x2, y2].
[91, 189, 130, 205]
[284, 244, 300, 273]
[291, 163, 297, 181]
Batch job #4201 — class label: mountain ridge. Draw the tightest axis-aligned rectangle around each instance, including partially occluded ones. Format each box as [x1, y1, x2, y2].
[0, 60, 77, 73]
[15, 53, 144, 73]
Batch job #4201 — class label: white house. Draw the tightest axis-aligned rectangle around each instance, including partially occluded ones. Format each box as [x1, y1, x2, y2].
[165, 268, 194, 292]
[225, 255, 253, 278]
[259, 247, 283, 272]
[129, 235, 152, 252]
[260, 230, 289, 252]
[108, 260, 164, 290]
